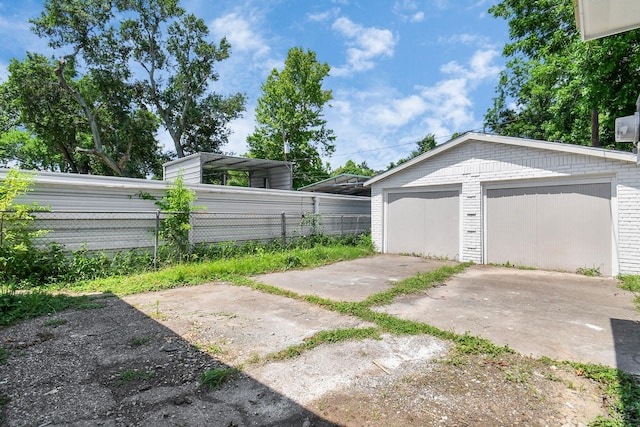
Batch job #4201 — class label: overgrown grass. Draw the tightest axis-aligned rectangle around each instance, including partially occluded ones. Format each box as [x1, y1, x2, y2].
[5, 234, 371, 289]
[0, 241, 372, 326]
[0, 289, 106, 327]
[619, 275, 640, 311]
[55, 244, 373, 296]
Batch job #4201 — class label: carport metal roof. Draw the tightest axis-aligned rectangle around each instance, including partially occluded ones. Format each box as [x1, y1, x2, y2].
[163, 153, 293, 190]
[298, 174, 371, 196]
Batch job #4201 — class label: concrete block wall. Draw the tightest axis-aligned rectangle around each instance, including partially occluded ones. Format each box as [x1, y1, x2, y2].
[370, 138, 640, 275]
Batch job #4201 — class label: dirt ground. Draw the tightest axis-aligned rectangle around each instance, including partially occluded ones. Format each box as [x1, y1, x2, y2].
[0, 279, 613, 426]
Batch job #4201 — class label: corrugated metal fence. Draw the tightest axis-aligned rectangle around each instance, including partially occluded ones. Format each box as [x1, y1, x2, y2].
[13, 210, 370, 253]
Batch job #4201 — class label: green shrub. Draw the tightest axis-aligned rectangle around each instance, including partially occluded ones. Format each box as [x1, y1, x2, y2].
[155, 175, 199, 260]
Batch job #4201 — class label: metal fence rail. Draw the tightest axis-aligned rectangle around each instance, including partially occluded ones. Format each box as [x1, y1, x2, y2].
[2, 210, 370, 254]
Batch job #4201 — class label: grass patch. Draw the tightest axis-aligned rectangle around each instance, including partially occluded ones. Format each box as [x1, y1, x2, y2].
[0, 289, 106, 327]
[115, 369, 155, 386]
[566, 362, 640, 426]
[0, 347, 8, 365]
[619, 275, 640, 311]
[265, 327, 382, 361]
[44, 319, 68, 327]
[54, 244, 373, 297]
[200, 367, 239, 390]
[128, 337, 151, 347]
[194, 342, 226, 355]
[576, 266, 601, 277]
[362, 263, 470, 307]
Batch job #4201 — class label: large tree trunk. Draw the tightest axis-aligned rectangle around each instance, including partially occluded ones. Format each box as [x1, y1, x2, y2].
[591, 108, 599, 147]
[55, 59, 124, 176]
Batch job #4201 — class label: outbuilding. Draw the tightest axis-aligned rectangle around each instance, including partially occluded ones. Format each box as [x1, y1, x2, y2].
[365, 132, 640, 276]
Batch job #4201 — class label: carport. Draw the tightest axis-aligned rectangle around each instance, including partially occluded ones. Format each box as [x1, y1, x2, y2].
[365, 133, 640, 276]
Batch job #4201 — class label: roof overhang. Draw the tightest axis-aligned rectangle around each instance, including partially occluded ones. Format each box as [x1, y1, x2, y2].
[364, 132, 637, 187]
[574, 0, 640, 41]
[164, 153, 293, 173]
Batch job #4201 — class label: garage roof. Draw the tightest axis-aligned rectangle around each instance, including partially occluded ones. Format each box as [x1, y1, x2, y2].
[364, 132, 637, 186]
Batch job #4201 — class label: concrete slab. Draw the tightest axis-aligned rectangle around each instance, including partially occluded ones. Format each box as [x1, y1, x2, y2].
[124, 283, 373, 365]
[253, 254, 457, 302]
[377, 265, 640, 376]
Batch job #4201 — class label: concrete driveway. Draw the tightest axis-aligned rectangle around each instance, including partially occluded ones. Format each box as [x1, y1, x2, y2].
[257, 256, 640, 376]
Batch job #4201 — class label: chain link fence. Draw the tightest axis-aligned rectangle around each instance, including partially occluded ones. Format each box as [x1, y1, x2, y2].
[4, 210, 370, 255]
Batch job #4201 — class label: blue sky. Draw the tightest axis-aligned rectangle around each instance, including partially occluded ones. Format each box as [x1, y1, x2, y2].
[0, 0, 509, 172]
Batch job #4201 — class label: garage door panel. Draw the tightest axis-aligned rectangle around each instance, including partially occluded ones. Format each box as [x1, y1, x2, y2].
[387, 190, 459, 259]
[386, 193, 427, 255]
[487, 182, 611, 275]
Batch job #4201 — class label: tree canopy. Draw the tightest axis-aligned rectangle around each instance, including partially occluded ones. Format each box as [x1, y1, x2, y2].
[485, 0, 640, 149]
[331, 160, 377, 177]
[0, 0, 244, 177]
[247, 47, 335, 189]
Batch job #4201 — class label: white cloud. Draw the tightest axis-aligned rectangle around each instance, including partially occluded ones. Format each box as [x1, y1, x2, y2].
[331, 17, 396, 76]
[393, 1, 425, 23]
[410, 11, 425, 22]
[419, 78, 473, 130]
[322, 45, 502, 170]
[367, 95, 428, 127]
[307, 8, 340, 22]
[438, 33, 488, 46]
[431, 0, 450, 9]
[441, 48, 501, 81]
[225, 112, 256, 156]
[210, 12, 270, 61]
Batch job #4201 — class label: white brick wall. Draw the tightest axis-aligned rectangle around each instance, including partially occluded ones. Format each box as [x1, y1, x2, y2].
[370, 139, 640, 275]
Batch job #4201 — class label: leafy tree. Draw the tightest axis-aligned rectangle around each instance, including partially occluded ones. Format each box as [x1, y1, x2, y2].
[118, 0, 246, 157]
[331, 160, 376, 177]
[387, 134, 437, 169]
[0, 54, 89, 173]
[0, 53, 164, 177]
[247, 47, 335, 188]
[485, 0, 640, 149]
[28, 0, 244, 175]
[0, 130, 64, 171]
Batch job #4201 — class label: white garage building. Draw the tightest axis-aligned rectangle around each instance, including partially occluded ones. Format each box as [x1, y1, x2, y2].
[365, 133, 640, 276]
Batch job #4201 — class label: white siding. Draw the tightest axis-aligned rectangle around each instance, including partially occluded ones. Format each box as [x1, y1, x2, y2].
[164, 156, 203, 184]
[1, 169, 370, 251]
[370, 137, 640, 275]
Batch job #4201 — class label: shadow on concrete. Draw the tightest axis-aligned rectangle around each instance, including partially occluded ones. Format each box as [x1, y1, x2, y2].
[610, 318, 640, 425]
[611, 318, 640, 376]
[0, 293, 341, 426]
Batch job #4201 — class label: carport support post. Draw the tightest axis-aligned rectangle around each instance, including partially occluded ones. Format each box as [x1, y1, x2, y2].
[281, 211, 287, 247]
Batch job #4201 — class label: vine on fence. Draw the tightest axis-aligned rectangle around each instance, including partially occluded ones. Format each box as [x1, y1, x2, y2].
[155, 175, 201, 260]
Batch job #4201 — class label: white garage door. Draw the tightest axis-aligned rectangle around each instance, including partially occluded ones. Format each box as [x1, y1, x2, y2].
[386, 190, 459, 259]
[486, 182, 612, 275]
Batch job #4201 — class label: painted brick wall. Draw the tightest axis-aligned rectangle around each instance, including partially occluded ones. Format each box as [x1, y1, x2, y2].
[370, 140, 640, 275]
